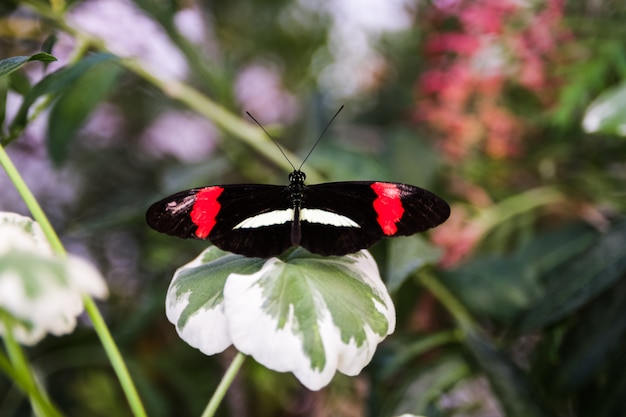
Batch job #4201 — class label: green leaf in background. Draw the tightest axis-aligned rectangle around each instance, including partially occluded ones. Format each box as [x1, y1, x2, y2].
[0, 76, 8, 135]
[442, 222, 599, 323]
[464, 330, 552, 417]
[8, 70, 32, 96]
[0, 53, 57, 78]
[42, 34, 58, 56]
[516, 219, 626, 331]
[47, 59, 122, 164]
[583, 81, 626, 136]
[381, 331, 459, 379]
[386, 235, 442, 292]
[8, 53, 117, 142]
[389, 354, 471, 416]
[550, 277, 626, 395]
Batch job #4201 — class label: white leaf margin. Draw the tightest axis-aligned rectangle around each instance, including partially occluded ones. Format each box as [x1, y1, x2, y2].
[166, 247, 396, 390]
[0, 212, 108, 345]
[583, 81, 626, 135]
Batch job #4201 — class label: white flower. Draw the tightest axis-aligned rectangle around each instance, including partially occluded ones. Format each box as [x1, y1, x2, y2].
[0, 212, 108, 345]
[166, 246, 395, 390]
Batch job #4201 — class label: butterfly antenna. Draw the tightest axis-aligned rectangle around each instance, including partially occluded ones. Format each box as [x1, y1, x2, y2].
[246, 111, 296, 172]
[298, 105, 344, 170]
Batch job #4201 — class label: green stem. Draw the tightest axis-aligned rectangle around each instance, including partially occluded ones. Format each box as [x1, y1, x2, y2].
[121, 59, 324, 182]
[2, 320, 64, 417]
[22, 0, 324, 183]
[417, 270, 477, 334]
[14, 39, 92, 142]
[0, 144, 147, 417]
[201, 353, 246, 417]
[49, 0, 65, 14]
[0, 349, 18, 381]
[0, 144, 65, 256]
[474, 186, 564, 232]
[82, 297, 148, 417]
[382, 329, 460, 378]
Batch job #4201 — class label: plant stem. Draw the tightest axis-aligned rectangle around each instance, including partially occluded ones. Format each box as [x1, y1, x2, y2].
[0, 144, 65, 256]
[22, 0, 325, 183]
[82, 297, 148, 417]
[417, 270, 477, 334]
[2, 319, 64, 417]
[0, 144, 148, 417]
[121, 59, 324, 182]
[49, 0, 65, 14]
[0, 349, 18, 381]
[474, 186, 564, 232]
[201, 353, 246, 417]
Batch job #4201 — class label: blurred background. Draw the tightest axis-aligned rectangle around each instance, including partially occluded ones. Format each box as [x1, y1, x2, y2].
[1, 0, 626, 416]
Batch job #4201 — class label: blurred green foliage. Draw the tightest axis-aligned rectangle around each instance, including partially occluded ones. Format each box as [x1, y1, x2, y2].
[1, 0, 626, 416]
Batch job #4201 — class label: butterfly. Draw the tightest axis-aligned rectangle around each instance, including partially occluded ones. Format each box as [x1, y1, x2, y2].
[146, 107, 450, 258]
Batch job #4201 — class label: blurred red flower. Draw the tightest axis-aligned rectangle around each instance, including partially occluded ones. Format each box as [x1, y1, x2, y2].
[415, 0, 572, 161]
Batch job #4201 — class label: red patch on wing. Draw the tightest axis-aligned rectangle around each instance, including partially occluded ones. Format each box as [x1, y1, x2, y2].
[371, 182, 404, 235]
[190, 187, 224, 238]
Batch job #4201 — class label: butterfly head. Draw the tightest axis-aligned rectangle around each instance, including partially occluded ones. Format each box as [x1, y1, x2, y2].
[289, 170, 306, 185]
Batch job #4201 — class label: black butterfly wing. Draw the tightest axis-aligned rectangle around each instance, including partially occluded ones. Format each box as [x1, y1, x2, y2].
[299, 182, 450, 256]
[147, 181, 450, 258]
[146, 185, 294, 257]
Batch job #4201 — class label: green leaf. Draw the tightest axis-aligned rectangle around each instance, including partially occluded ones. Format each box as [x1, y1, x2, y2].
[8, 53, 117, 142]
[442, 222, 598, 323]
[389, 354, 471, 416]
[464, 330, 552, 417]
[47, 59, 122, 164]
[0, 76, 8, 135]
[551, 278, 626, 392]
[8, 71, 32, 96]
[42, 34, 58, 56]
[382, 331, 458, 378]
[386, 235, 442, 292]
[166, 246, 265, 355]
[0, 53, 57, 78]
[583, 81, 626, 136]
[516, 219, 626, 331]
[166, 247, 396, 390]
